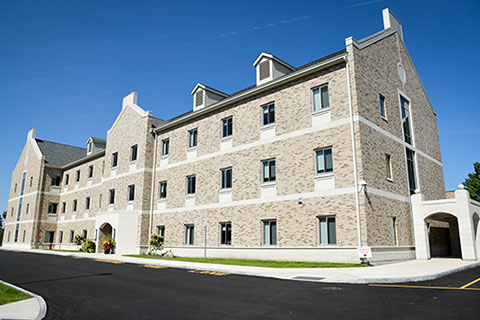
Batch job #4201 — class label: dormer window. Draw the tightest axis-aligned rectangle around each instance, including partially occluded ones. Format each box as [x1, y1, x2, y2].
[191, 83, 228, 112]
[87, 142, 92, 154]
[253, 52, 295, 86]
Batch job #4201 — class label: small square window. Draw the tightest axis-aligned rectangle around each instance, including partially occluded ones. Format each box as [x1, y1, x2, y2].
[162, 139, 169, 156]
[262, 103, 275, 126]
[159, 181, 167, 199]
[262, 159, 276, 183]
[131, 144, 138, 162]
[189, 129, 198, 148]
[221, 167, 232, 189]
[51, 176, 61, 186]
[48, 202, 58, 214]
[186, 175, 196, 194]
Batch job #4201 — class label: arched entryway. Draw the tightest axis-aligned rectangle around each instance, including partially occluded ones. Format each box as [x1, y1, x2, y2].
[425, 213, 461, 258]
[98, 223, 113, 250]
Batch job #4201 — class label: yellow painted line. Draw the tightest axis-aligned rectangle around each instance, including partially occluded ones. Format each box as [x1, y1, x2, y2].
[460, 277, 480, 289]
[72, 256, 83, 259]
[369, 284, 480, 291]
[94, 259, 124, 264]
[188, 270, 229, 276]
[142, 265, 167, 269]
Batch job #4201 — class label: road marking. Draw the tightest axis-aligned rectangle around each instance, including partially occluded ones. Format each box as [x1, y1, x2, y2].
[94, 259, 124, 264]
[460, 277, 480, 289]
[142, 265, 167, 269]
[72, 257, 83, 259]
[188, 270, 230, 276]
[369, 284, 480, 291]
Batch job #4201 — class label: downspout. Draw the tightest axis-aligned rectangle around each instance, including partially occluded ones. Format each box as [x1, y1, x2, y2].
[148, 129, 158, 251]
[345, 55, 363, 248]
[32, 157, 45, 248]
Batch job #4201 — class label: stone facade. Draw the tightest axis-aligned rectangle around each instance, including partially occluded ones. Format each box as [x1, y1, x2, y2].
[2, 9, 446, 263]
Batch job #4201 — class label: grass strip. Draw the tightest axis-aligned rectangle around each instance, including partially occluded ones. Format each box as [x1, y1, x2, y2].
[0, 283, 31, 306]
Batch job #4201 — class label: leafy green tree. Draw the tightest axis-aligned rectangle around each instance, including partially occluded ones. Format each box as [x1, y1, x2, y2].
[463, 162, 480, 202]
[0, 211, 6, 244]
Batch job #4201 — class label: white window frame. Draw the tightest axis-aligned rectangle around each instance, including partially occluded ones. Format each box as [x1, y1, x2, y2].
[220, 167, 232, 190]
[185, 224, 194, 245]
[312, 84, 330, 112]
[315, 147, 333, 175]
[262, 219, 277, 246]
[188, 129, 198, 148]
[318, 215, 337, 245]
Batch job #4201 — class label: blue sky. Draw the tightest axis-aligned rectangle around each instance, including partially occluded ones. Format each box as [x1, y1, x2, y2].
[0, 0, 479, 209]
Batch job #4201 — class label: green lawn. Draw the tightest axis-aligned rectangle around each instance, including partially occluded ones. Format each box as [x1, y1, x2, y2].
[124, 255, 368, 268]
[42, 249, 81, 253]
[0, 283, 31, 306]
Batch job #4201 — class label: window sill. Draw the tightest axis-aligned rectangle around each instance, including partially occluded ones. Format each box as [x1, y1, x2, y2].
[261, 181, 276, 188]
[130, 160, 137, 165]
[221, 135, 232, 142]
[312, 107, 331, 116]
[387, 178, 394, 183]
[160, 154, 169, 160]
[158, 198, 167, 202]
[314, 172, 334, 180]
[260, 123, 275, 131]
[185, 194, 196, 199]
[219, 188, 232, 194]
[187, 146, 197, 152]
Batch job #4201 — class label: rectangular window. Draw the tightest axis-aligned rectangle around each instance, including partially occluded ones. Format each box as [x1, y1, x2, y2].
[400, 96, 412, 144]
[159, 181, 167, 199]
[83, 229, 87, 239]
[51, 176, 61, 186]
[14, 183, 17, 193]
[88, 165, 93, 178]
[30, 176, 33, 187]
[65, 174, 69, 185]
[11, 207, 14, 217]
[59, 231, 63, 243]
[185, 224, 194, 245]
[73, 200, 78, 212]
[70, 230, 74, 243]
[406, 148, 417, 195]
[220, 222, 232, 245]
[262, 102, 275, 126]
[222, 117, 233, 138]
[262, 159, 276, 183]
[318, 216, 336, 245]
[391, 217, 398, 246]
[26, 203, 29, 214]
[76, 170, 80, 182]
[187, 175, 196, 194]
[188, 129, 198, 148]
[85, 197, 91, 210]
[316, 147, 333, 174]
[109, 189, 115, 204]
[162, 139, 169, 156]
[61, 202, 66, 214]
[131, 144, 138, 162]
[48, 202, 58, 214]
[221, 167, 232, 189]
[385, 154, 393, 180]
[22, 230, 26, 242]
[112, 152, 118, 168]
[312, 85, 330, 111]
[128, 185, 135, 202]
[99, 194, 102, 208]
[262, 220, 277, 245]
[157, 225, 165, 237]
[20, 172, 26, 195]
[380, 94, 386, 118]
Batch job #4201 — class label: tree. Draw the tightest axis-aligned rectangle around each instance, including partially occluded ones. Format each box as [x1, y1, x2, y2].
[0, 211, 6, 245]
[463, 162, 480, 202]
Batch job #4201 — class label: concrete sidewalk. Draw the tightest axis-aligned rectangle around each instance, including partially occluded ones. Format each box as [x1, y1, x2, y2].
[0, 280, 47, 320]
[3, 248, 480, 284]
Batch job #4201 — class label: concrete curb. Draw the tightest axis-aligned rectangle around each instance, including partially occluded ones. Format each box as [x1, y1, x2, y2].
[0, 280, 47, 320]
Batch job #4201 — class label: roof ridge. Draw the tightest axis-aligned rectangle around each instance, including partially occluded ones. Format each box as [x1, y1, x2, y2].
[35, 138, 86, 150]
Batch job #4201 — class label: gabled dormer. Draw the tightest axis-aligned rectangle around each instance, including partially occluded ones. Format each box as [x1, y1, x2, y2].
[191, 83, 229, 111]
[86, 137, 106, 155]
[253, 52, 295, 86]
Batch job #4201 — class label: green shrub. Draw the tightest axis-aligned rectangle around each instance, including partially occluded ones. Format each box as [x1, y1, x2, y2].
[73, 234, 86, 245]
[80, 240, 96, 253]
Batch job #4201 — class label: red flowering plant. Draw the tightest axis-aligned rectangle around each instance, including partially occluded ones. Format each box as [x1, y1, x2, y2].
[102, 234, 116, 253]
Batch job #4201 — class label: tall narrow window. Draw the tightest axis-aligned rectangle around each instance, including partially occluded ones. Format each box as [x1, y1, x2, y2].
[220, 222, 232, 245]
[30, 176, 33, 187]
[65, 174, 69, 185]
[316, 148, 333, 174]
[259, 61, 270, 80]
[222, 117, 233, 138]
[406, 148, 417, 195]
[162, 139, 169, 156]
[109, 189, 115, 204]
[83, 229, 87, 239]
[76, 170, 80, 182]
[70, 230, 74, 243]
[99, 194, 102, 208]
[385, 154, 393, 180]
[263, 220, 277, 245]
[20, 172, 26, 195]
[128, 185, 135, 202]
[26, 203, 29, 214]
[157, 226, 165, 237]
[59, 231, 63, 243]
[318, 216, 336, 245]
[159, 181, 167, 199]
[73, 200, 78, 212]
[112, 152, 118, 168]
[85, 197, 91, 210]
[312, 85, 330, 111]
[187, 175, 196, 194]
[61, 202, 66, 214]
[88, 165, 94, 179]
[400, 96, 412, 144]
[189, 129, 198, 148]
[391, 217, 398, 246]
[262, 102, 275, 126]
[131, 144, 138, 162]
[185, 225, 194, 245]
[262, 159, 276, 183]
[221, 167, 232, 189]
[379, 94, 386, 118]
[14, 183, 17, 193]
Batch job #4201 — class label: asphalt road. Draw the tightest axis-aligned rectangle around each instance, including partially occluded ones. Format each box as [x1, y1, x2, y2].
[1, 251, 479, 319]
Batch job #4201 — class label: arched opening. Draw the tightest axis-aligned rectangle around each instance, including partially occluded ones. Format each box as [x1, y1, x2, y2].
[98, 223, 113, 250]
[473, 213, 480, 257]
[425, 212, 462, 258]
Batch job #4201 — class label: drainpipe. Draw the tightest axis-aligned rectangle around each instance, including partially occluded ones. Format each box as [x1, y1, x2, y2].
[147, 129, 158, 251]
[32, 157, 45, 248]
[345, 55, 363, 248]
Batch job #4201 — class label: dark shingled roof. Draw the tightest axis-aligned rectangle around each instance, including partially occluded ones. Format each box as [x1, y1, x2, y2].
[151, 117, 167, 128]
[35, 139, 87, 167]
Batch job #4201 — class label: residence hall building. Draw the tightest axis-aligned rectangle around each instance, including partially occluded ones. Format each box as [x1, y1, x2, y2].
[7, 9, 475, 264]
